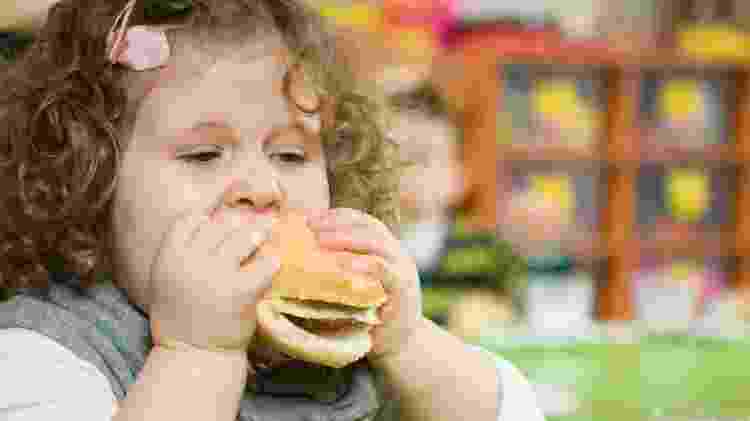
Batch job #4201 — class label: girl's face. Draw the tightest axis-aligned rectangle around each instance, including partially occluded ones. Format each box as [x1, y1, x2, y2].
[109, 34, 330, 313]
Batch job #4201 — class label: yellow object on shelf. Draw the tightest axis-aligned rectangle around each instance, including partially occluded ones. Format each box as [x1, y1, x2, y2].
[533, 80, 583, 126]
[529, 174, 575, 220]
[660, 79, 704, 121]
[532, 79, 600, 141]
[677, 23, 750, 62]
[669, 260, 700, 286]
[534, 80, 579, 116]
[316, 3, 382, 31]
[666, 168, 710, 222]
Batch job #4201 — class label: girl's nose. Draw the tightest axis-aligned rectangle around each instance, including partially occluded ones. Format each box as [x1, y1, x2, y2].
[222, 178, 282, 214]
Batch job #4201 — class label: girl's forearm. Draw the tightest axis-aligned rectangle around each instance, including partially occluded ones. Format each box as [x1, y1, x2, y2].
[369, 317, 500, 421]
[0, 0, 58, 31]
[113, 345, 249, 421]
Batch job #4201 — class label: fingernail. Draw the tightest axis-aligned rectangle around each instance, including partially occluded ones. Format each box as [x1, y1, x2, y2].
[269, 255, 282, 270]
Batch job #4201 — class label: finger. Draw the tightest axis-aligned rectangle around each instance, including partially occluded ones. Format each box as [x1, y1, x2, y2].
[236, 247, 282, 298]
[236, 251, 283, 322]
[307, 215, 370, 233]
[218, 218, 276, 267]
[308, 207, 389, 236]
[241, 250, 281, 286]
[332, 251, 388, 279]
[316, 230, 397, 262]
[171, 196, 224, 247]
[330, 208, 389, 232]
[193, 210, 249, 254]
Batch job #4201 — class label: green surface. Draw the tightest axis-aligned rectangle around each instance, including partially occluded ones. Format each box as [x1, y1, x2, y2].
[478, 334, 750, 421]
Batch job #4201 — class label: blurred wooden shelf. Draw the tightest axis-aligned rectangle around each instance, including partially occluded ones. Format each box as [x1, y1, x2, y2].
[636, 143, 738, 165]
[497, 143, 601, 163]
[636, 230, 736, 259]
[633, 50, 750, 71]
[569, 236, 607, 266]
[448, 14, 750, 320]
[498, 142, 740, 166]
[464, 32, 750, 71]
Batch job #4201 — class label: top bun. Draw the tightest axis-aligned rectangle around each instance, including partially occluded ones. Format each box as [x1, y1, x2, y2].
[253, 211, 388, 309]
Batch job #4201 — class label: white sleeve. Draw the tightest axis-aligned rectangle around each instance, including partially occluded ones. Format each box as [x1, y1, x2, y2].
[0, 328, 118, 420]
[467, 344, 547, 421]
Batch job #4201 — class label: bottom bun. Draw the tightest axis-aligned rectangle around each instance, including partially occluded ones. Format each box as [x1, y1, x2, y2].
[255, 298, 373, 369]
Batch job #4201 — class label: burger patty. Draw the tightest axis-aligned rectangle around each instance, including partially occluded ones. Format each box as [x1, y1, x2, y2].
[285, 314, 366, 335]
[247, 342, 296, 371]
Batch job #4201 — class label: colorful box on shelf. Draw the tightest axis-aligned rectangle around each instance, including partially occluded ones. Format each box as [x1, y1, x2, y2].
[640, 73, 731, 157]
[499, 169, 603, 264]
[677, 23, 750, 63]
[450, 24, 617, 59]
[317, 3, 382, 31]
[665, 168, 711, 223]
[500, 64, 604, 153]
[632, 257, 728, 331]
[636, 165, 732, 238]
[381, 0, 454, 29]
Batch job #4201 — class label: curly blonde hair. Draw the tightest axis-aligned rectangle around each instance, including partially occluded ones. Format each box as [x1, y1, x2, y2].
[0, 0, 406, 290]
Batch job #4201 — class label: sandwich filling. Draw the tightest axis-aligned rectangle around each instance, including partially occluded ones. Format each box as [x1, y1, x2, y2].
[270, 297, 381, 337]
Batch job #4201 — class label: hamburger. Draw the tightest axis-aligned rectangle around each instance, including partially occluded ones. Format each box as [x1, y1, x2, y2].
[246, 211, 389, 369]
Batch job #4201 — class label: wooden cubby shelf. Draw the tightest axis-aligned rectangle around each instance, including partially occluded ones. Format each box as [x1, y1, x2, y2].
[440, 24, 750, 321]
[636, 144, 739, 165]
[497, 144, 601, 163]
[637, 231, 737, 260]
[498, 143, 740, 165]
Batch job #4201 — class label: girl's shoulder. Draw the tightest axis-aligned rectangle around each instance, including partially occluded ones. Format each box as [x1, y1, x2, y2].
[0, 327, 118, 419]
[0, 283, 151, 398]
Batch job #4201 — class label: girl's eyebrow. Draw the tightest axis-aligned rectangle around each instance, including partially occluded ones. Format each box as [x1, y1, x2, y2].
[258, 121, 319, 147]
[163, 120, 236, 156]
[172, 119, 313, 146]
[188, 121, 238, 144]
[191, 120, 235, 135]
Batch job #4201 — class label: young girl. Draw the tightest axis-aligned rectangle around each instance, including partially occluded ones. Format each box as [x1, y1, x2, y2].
[0, 1, 545, 420]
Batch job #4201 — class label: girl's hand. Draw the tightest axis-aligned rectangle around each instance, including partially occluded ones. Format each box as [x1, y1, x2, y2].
[306, 208, 424, 363]
[149, 203, 281, 355]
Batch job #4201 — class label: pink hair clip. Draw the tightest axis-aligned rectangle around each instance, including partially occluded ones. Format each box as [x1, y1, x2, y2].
[106, 0, 171, 71]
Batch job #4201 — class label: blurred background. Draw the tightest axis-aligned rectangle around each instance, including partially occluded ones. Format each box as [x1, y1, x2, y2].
[5, 0, 750, 419]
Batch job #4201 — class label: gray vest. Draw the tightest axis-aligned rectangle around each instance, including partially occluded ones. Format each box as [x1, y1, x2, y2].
[0, 276, 398, 421]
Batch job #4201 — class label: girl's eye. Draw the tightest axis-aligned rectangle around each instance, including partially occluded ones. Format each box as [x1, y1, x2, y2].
[271, 151, 307, 165]
[177, 148, 223, 164]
